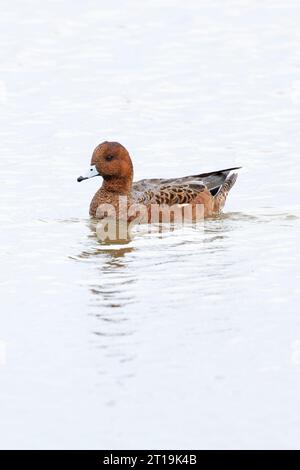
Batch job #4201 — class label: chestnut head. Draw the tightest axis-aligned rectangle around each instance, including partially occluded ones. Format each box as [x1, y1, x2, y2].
[77, 141, 133, 183]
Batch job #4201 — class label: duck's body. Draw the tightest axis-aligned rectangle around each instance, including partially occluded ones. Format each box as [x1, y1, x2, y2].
[78, 141, 240, 221]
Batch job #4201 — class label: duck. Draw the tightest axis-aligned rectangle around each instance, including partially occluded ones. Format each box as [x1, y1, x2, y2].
[77, 141, 240, 221]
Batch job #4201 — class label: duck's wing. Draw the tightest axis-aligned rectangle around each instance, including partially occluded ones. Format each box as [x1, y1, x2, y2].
[136, 181, 206, 205]
[133, 167, 241, 200]
[194, 167, 241, 194]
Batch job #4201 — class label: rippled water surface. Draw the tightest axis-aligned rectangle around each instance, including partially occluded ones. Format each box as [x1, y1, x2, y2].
[1, 0, 300, 450]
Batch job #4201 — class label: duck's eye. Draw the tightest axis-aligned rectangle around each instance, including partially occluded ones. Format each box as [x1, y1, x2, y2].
[105, 155, 114, 162]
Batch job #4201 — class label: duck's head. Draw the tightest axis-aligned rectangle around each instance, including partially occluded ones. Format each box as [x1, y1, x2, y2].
[77, 141, 133, 184]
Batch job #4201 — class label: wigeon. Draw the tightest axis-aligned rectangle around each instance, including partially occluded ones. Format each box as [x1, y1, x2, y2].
[77, 141, 240, 221]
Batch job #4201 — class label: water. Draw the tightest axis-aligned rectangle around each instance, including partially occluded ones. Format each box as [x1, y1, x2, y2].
[1, 0, 300, 450]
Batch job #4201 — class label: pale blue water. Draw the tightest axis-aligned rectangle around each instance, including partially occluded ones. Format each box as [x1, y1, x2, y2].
[0, 0, 300, 450]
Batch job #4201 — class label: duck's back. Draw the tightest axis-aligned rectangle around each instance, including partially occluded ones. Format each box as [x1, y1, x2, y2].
[133, 167, 241, 204]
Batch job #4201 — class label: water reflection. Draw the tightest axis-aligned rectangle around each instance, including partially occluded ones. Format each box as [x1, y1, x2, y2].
[75, 238, 139, 381]
[74, 245, 134, 262]
[67, 209, 300, 402]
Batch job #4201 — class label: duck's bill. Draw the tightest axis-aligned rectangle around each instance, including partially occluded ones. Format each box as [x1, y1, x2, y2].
[77, 165, 100, 182]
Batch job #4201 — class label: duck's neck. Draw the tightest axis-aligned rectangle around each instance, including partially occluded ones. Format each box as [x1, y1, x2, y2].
[101, 175, 133, 195]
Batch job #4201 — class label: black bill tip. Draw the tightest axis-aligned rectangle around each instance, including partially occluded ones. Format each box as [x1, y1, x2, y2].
[77, 176, 87, 182]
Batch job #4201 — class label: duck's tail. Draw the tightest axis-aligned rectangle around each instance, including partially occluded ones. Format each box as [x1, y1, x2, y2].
[213, 172, 239, 213]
